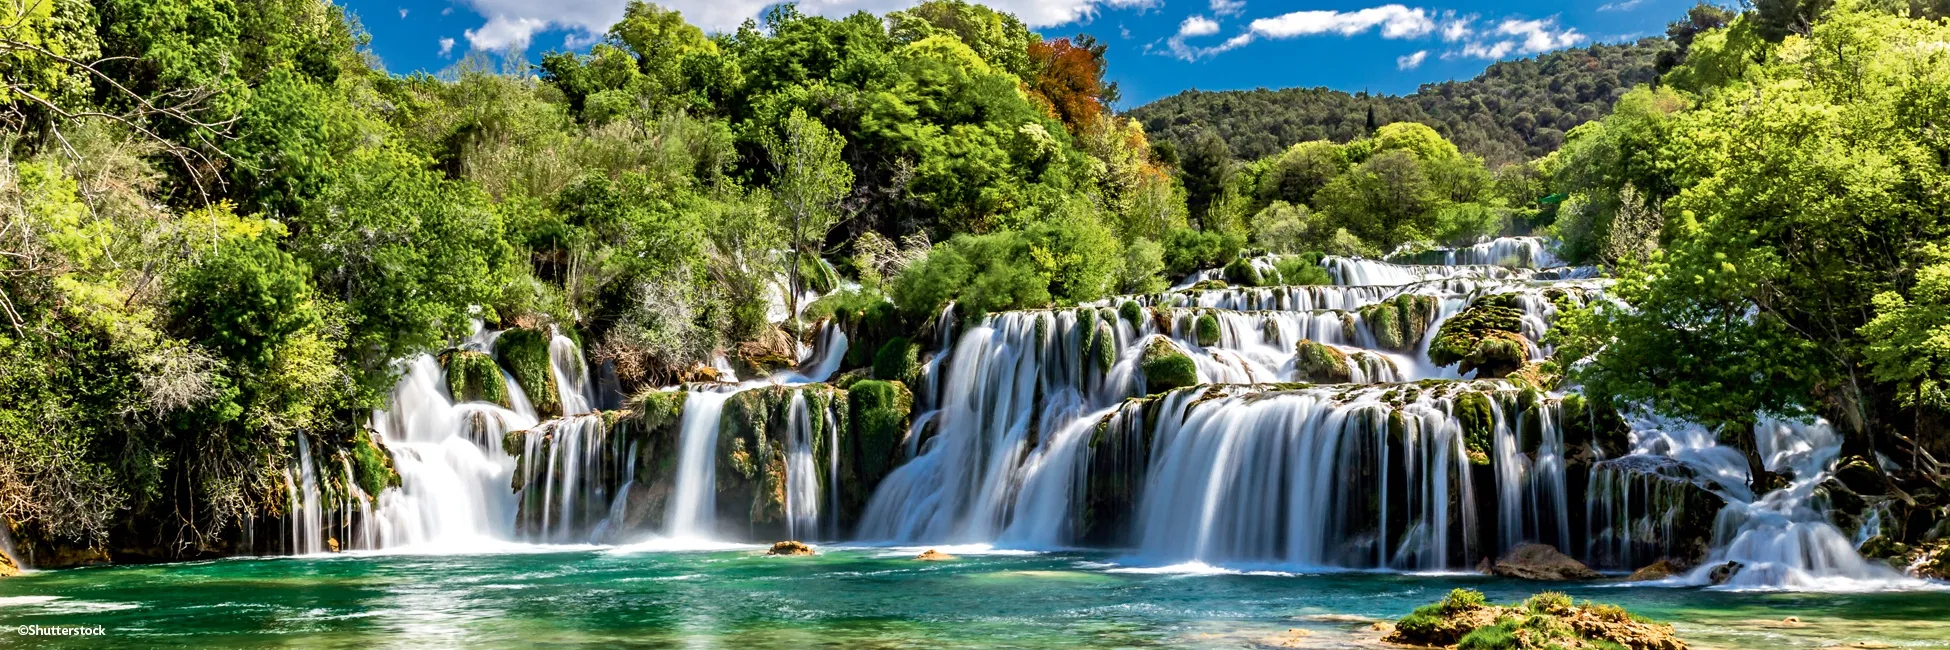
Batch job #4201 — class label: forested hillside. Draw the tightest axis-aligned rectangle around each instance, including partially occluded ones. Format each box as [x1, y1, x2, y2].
[1131, 38, 1668, 165]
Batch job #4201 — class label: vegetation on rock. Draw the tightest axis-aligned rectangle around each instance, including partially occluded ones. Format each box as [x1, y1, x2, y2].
[1140, 339, 1198, 395]
[1387, 589, 1685, 650]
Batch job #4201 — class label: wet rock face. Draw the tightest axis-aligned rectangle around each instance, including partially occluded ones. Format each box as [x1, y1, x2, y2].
[1489, 543, 1600, 581]
[441, 350, 510, 408]
[736, 326, 800, 376]
[1585, 455, 1725, 569]
[496, 327, 561, 418]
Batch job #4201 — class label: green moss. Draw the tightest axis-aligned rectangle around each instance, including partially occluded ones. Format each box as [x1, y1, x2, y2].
[1194, 312, 1222, 347]
[1140, 339, 1198, 395]
[1360, 294, 1438, 352]
[441, 349, 510, 408]
[873, 336, 918, 383]
[1430, 296, 1529, 378]
[1273, 255, 1331, 285]
[1455, 393, 1495, 462]
[1223, 258, 1263, 287]
[632, 390, 688, 432]
[1119, 300, 1143, 329]
[1089, 321, 1116, 372]
[1456, 621, 1518, 650]
[849, 380, 912, 488]
[350, 428, 401, 496]
[1294, 339, 1352, 383]
[495, 327, 561, 417]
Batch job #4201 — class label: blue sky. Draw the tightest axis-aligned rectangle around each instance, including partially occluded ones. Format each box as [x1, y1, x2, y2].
[344, 0, 1705, 107]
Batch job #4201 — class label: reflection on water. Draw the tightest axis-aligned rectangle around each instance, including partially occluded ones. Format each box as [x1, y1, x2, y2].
[0, 548, 1944, 649]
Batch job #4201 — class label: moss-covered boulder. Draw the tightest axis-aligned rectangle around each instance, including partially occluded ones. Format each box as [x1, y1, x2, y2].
[1360, 294, 1438, 352]
[1431, 295, 1530, 379]
[495, 327, 561, 417]
[1294, 339, 1351, 383]
[1455, 392, 1495, 465]
[349, 427, 401, 497]
[442, 349, 511, 408]
[1387, 589, 1687, 650]
[1223, 258, 1264, 287]
[872, 336, 918, 383]
[845, 380, 910, 521]
[717, 385, 847, 539]
[1194, 312, 1222, 347]
[1140, 338, 1198, 395]
[1118, 300, 1143, 330]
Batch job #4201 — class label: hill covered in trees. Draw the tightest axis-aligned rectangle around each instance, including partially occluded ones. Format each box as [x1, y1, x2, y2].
[1130, 38, 1669, 166]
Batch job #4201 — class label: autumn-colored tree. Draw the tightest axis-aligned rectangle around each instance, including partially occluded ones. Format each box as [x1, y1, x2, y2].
[1027, 35, 1115, 134]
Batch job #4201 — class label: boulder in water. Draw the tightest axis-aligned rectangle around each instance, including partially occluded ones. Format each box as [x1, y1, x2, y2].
[440, 349, 511, 408]
[1489, 543, 1599, 581]
[1627, 559, 1685, 581]
[1140, 339, 1198, 395]
[1294, 339, 1351, 383]
[1429, 295, 1529, 379]
[914, 549, 955, 561]
[1387, 589, 1687, 650]
[1194, 312, 1222, 347]
[768, 540, 815, 556]
[1907, 541, 1949, 580]
[1706, 560, 1744, 585]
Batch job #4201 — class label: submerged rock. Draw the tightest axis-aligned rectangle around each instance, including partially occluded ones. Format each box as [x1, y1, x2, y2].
[768, 540, 815, 556]
[1706, 561, 1744, 585]
[1489, 543, 1599, 581]
[914, 549, 955, 561]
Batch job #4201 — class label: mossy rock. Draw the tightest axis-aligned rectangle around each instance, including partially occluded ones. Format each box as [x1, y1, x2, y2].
[873, 336, 919, 383]
[1194, 312, 1222, 347]
[1294, 339, 1351, 383]
[1223, 258, 1263, 287]
[1118, 300, 1143, 330]
[350, 427, 401, 497]
[495, 327, 561, 418]
[442, 349, 511, 408]
[1387, 589, 1686, 650]
[1190, 279, 1229, 291]
[848, 380, 912, 495]
[1088, 321, 1117, 373]
[1431, 297, 1529, 379]
[1140, 338, 1198, 395]
[1455, 392, 1495, 463]
[1360, 294, 1438, 352]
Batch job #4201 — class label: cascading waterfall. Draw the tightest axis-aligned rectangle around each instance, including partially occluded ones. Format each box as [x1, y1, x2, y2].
[285, 432, 325, 555]
[665, 390, 732, 540]
[784, 393, 822, 540]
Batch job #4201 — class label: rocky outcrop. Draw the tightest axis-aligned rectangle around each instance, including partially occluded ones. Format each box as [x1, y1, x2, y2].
[1359, 294, 1438, 352]
[843, 380, 911, 524]
[1430, 294, 1530, 379]
[495, 327, 561, 418]
[1140, 338, 1198, 395]
[736, 326, 799, 376]
[0, 546, 17, 577]
[1627, 559, 1684, 581]
[1387, 589, 1686, 650]
[768, 540, 815, 556]
[1488, 543, 1600, 581]
[1585, 455, 1725, 569]
[441, 350, 510, 408]
[915, 549, 955, 561]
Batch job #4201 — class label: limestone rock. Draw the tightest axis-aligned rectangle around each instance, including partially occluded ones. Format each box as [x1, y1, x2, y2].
[1429, 294, 1530, 379]
[915, 549, 955, 561]
[1294, 339, 1351, 383]
[1707, 561, 1744, 585]
[1627, 559, 1684, 581]
[768, 540, 815, 556]
[1490, 543, 1600, 581]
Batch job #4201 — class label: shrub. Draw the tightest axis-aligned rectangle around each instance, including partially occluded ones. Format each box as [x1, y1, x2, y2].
[1162, 228, 1244, 276]
[1222, 257, 1263, 287]
[873, 336, 918, 383]
[1194, 313, 1222, 347]
[1272, 255, 1330, 285]
[1118, 300, 1143, 330]
[1456, 621, 1518, 650]
[1440, 588, 1488, 613]
[1525, 591, 1572, 614]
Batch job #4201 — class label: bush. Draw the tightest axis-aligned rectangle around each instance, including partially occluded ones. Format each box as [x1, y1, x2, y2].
[1119, 237, 1168, 294]
[1525, 591, 1572, 614]
[1194, 313, 1222, 347]
[1222, 257, 1263, 287]
[1272, 255, 1330, 285]
[1161, 228, 1245, 276]
[1440, 588, 1488, 613]
[873, 336, 918, 383]
[1118, 300, 1143, 330]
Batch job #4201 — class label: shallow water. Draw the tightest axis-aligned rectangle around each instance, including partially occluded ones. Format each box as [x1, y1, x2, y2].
[1, 547, 1945, 649]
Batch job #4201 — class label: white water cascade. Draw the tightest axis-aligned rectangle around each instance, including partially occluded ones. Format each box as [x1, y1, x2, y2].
[857, 239, 1602, 568]
[284, 432, 325, 555]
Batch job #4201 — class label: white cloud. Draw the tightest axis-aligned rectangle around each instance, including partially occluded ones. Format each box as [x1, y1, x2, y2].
[1179, 15, 1221, 37]
[1397, 50, 1427, 69]
[1210, 0, 1246, 17]
[451, 0, 1153, 55]
[1248, 4, 1434, 40]
[439, 37, 456, 57]
[399, 8, 409, 18]
[1440, 12, 1473, 42]
[1598, 0, 1644, 11]
[441, 7, 453, 15]
[1495, 17, 1584, 54]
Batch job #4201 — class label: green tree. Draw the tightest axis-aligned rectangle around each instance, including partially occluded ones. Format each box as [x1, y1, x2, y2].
[765, 109, 854, 324]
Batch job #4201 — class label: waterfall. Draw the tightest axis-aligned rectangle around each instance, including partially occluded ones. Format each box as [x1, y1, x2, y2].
[785, 393, 821, 540]
[518, 413, 623, 543]
[340, 457, 376, 551]
[664, 390, 731, 540]
[285, 432, 325, 555]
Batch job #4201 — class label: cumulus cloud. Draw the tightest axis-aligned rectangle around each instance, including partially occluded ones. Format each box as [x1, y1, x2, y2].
[1248, 4, 1435, 40]
[1397, 50, 1428, 69]
[1494, 18, 1584, 54]
[1179, 15, 1222, 37]
[1440, 11, 1473, 42]
[439, 37, 456, 57]
[1210, 0, 1246, 17]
